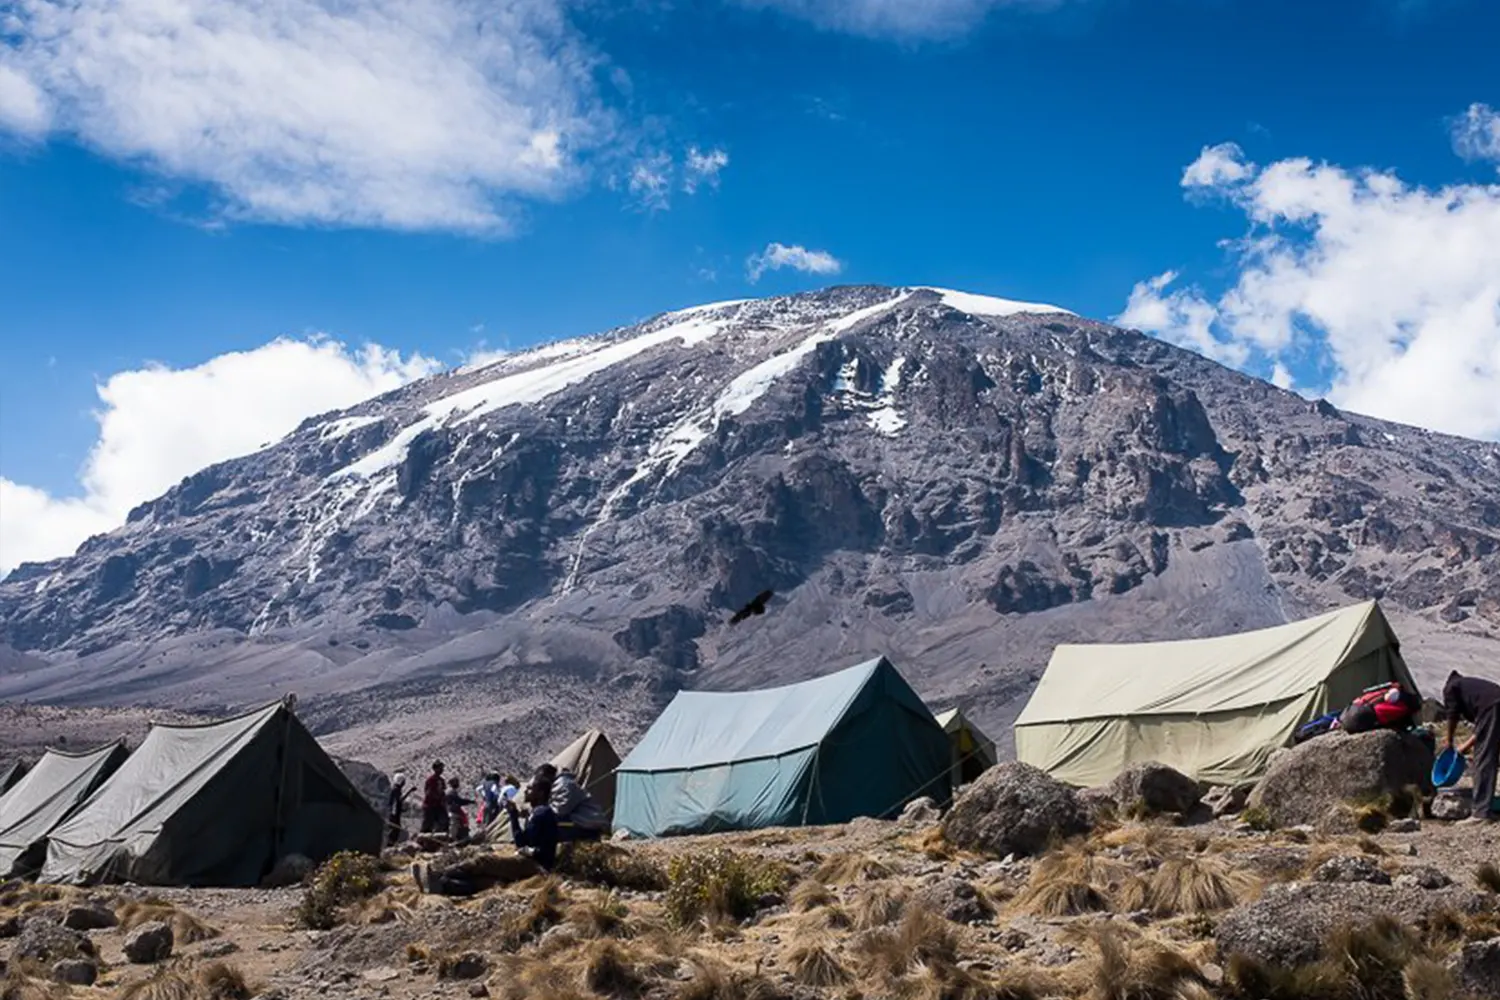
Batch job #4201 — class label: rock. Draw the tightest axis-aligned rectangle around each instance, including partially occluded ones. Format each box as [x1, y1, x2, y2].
[123, 920, 175, 963]
[51, 959, 98, 986]
[1311, 855, 1391, 885]
[913, 877, 992, 924]
[1386, 817, 1421, 833]
[1394, 867, 1453, 891]
[1244, 729, 1435, 828]
[62, 903, 117, 931]
[1449, 937, 1500, 999]
[1077, 787, 1119, 825]
[1216, 882, 1489, 967]
[200, 940, 241, 958]
[941, 762, 1090, 858]
[612, 829, 633, 842]
[1205, 784, 1251, 818]
[0, 914, 18, 938]
[362, 967, 402, 983]
[1109, 762, 1202, 816]
[439, 951, 489, 980]
[469, 985, 491, 998]
[261, 853, 316, 888]
[899, 796, 940, 825]
[1201, 963, 1224, 987]
[1432, 791, 1473, 821]
[14, 918, 95, 963]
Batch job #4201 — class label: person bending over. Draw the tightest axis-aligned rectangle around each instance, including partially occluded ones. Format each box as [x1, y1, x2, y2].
[1442, 670, 1500, 824]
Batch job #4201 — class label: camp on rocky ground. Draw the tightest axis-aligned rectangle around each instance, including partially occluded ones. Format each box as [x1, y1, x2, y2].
[0, 741, 129, 879]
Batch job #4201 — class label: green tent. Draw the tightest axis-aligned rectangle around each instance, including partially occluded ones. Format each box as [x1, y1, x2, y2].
[40, 701, 383, 887]
[0, 743, 129, 878]
[1015, 600, 1418, 787]
[614, 656, 951, 838]
[0, 760, 27, 796]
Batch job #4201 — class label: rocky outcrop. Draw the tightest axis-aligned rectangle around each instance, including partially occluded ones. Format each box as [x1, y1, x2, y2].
[1108, 762, 1201, 816]
[14, 917, 94, 964]
[941, 762, 1089, 857]
[1245, 730, 1435, 829]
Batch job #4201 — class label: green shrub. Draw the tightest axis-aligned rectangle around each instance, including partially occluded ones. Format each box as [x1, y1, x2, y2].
[558, 842, 668, 892]
[1241, 805, 1275, 832]
[663, 848, 790, 926]
[297, 851, 384, 929]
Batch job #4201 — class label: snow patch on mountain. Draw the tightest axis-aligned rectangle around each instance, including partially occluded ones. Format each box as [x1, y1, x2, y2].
[921, 287, 1073, 318]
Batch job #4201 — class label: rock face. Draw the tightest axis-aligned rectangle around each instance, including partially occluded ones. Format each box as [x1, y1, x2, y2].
[941, 762, 1089, 857]
[3, 285, 1500, 773]
[1450, 937, 1500, 999]
[1108, 762, 1201, 816]
[1245, 730, 1435, 828]
[123, 920, 175, 963]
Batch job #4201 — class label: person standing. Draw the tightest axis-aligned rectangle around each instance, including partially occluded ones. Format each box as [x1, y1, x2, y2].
[446, 777, 475, 843]
[1442, 670, 1500, 824]
[420, 761, 447, 834]
[386, 772, 412, 846]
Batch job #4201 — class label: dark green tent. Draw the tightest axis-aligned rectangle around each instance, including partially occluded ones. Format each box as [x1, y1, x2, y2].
[0, 759, 27, 796]
[0, 743, 128, 878]
[40, 701, 382, 886]
[614, 656, 951, 838]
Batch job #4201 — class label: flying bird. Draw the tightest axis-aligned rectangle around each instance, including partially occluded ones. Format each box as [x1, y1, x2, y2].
[730, 589, 775, 625]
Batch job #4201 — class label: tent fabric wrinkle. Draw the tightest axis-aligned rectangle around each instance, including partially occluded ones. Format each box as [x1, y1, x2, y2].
[0, 742, 129, 879]
[614, 656, 951, 838]
[1015, 601, 1418, 788]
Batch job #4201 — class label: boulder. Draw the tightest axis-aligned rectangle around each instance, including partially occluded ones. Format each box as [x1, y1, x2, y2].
[51, 959, 98, 986]
[1311, 855, 1390, 885]
[1244, 729, 1434, 829]
[14, 918, 95, 963]
[62, 903, 118, 931]
[1449, 937, 1500, 999]
[1394, 866, 1453, 891]
[941, 762, 1090, 858]
[1109, 762, 1201, 816]
[1077, 788, 1119, 825]
[1205, 784, 1251, 818]
[899, 797, 940, 825]
[1432, 791, 1473, 821]
[439, 951, 489, 980]
[1216, 882, 1489, 967]
[913, 877, 992, 924]
[124, 920, 174, 963]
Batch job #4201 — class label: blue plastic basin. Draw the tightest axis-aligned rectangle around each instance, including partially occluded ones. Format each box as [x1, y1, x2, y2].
[1433, 747, 1467, 789]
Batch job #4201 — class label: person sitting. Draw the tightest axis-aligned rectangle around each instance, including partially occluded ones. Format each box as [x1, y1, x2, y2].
[412, 850, 542, 897]
[505, 770, 561, 869]
[1442, 670, 1500, 824]
[446, 777, 475, 843]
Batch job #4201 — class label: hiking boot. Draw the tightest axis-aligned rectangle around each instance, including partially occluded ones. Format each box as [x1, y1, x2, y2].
[412, 862, 427, 893]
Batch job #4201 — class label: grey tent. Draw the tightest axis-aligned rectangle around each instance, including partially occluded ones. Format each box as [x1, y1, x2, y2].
[614, 656, 952, 838]
[0, 743, 128, 878]
[0, 759, 27, 795]
[40, 701, 382, 886]
[550, 730, 621, 823]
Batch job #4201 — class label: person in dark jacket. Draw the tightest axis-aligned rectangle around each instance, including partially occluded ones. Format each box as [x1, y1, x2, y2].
[386, 772, 412, 846]
[1442, 670, 1500, 823]
[420, 761, 447, 833]
[505, 769, 561, 869]
[446, 777, 475, 843]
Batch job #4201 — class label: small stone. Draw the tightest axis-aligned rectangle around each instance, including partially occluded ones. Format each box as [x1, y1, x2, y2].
[1386, 817, 1421, 834]
[1432, 792, 1473, 821]
[1394, 867, 1453, 891]
[200, 940, 240, 958]
[899, 796, 941, 825]
[363, 967, 402, 983]
[1201, 963, 1224, 986]
[51, 959, 98, 986]
[1312, 856, 1391, 885]
[468, 985, 490, 998]
[62, 904, 117, 931]
[123, 920, 175, 964]
[439, 952, 488, 981]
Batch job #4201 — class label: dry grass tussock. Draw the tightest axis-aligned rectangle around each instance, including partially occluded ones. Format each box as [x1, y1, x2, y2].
[557, 842, 668, 892]
[0, 883, 78, 910]
[1226, 914, 1432, 1000]
[1093, 822, 1188, 860]
[115, 962, 253, 1000]
[118, 898, 220, 943]
[785, 934, 852, 986]
[0, 968, 66, 1000]
[852, 904, 958, 980]
[498, 877, 567, 949]
[898, 825, 956, 860]
[674, 955, 782, 1000]
[1072, 924, 1206, 1000]
[565, 888, 629, 938]
[815, 851, 894, 885]
[789, 877, 836, 912]
[1012, 847, 1132, 917]
[349, 885, 419, 925]
[1147, 855, 1258, 916]
[851, 881, 910, 930]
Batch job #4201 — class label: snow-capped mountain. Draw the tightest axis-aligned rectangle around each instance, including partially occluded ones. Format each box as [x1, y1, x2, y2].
[4, 284, 1500, 773]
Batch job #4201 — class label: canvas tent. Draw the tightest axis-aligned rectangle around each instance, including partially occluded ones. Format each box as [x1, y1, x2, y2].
[0, 743, 128, 878]
[1014, 600, 1418, 788]
[614, 656, 951, 838]
[550, 729, 621, 822]
[934, 708, 998, 787]
[0, 759, 27, 796]
[40, 702, 383, 886]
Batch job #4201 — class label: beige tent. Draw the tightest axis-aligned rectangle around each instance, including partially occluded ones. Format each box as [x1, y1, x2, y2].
[934, 708, 998, 788]
[550, 730, 621, 823]
[1014, 601, 1418, 788]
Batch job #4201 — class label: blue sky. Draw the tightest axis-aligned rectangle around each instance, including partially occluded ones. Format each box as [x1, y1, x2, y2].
[3, 0, 1500, 571]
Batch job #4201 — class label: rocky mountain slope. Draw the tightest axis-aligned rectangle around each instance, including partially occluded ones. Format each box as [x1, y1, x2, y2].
[3, 284, 1499, 775]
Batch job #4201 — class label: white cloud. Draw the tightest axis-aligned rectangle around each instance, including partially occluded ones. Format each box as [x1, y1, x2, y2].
[0, 0, 609, 233]
[684, 146, 729, 193]
[739, 0, 1062, 39]
[1182, 142, 1253, 188]
[1118, 120, 1500, 440]
[0, 338, 439, 575]
[746, 242, 844, 282]
[628, 153, 673, 212]
[1452, 103, 1500, 166]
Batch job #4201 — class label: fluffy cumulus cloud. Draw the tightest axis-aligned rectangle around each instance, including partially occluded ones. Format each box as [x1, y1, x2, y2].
[0, 0, 609, 233]
[1117, 131, 1500, 440]
[746, 242, 844, 282]
[0, 339, 439, 575]
[738, 0, 1062, 39]
[1452, 103, 1500, 166]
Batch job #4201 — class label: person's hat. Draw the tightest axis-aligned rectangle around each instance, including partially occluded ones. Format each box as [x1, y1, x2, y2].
[393, 772, 406, 785]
